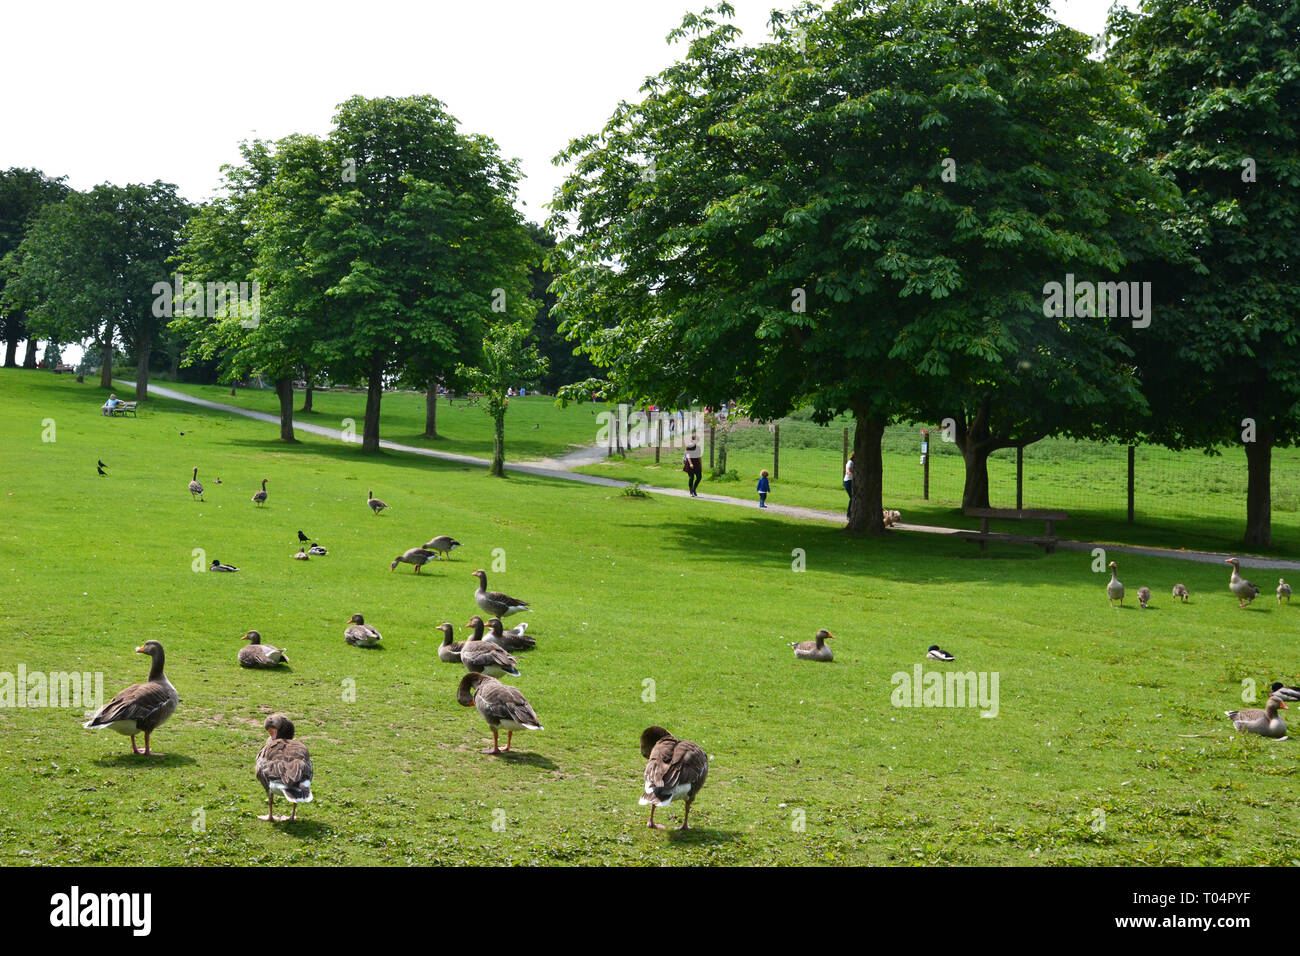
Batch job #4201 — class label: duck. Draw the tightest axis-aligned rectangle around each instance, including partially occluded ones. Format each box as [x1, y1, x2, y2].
[424, 535, 462, 560]
[436, 622, 465, 663]
[188, 466, 204, 502]
[790, 628, 833, 661]
[255, 713, 314, 822]
[486, 617, 535, 651]
[308, 543, 328, 556]
[472, 569, 531, 618]
[1226, 558, 1260, 608]
[1269, 682, 1300, 702]
[294, 547, 310, 561]
[1225, 694, 1288, 739]
[83, 640, 179, 756]
[639, 725, 709, 830]
[1278, 579, 1291, 605]
[457, 672, 542, 754]
[344, 613, 382, 647]
[251, 478, 268, 507]
[238, 630, 288, 668]
[1172, 583, 1190, 603]
[1107, 561, 1124, 607]
[1137, 586, 1152, 609]
[927, 645, 955, 661]
[211, 559, 239, 572]
[391, 547, 436, 574]
[460, 618, 520, 676]
[367, 490, 388, 515]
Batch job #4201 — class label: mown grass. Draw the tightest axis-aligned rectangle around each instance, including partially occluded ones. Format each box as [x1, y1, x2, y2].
[2, 368, 1298, 866]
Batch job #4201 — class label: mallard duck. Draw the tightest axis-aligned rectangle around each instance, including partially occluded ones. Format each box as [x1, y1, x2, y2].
[255, 713, 313, 821]
[1137, 586, 1152, 609]
[791, 628, 833, 661]
[460, 617, 520, 676]
[83, 641, 178, 756]
[1107, 561, 1124, 607]
[344, 613, 382, 647]
[188, 466, 204, 502]
[486, 617, 535, 651]
[424, 535, 462, 560]
[1226, 558, 1260, 608]
[1172, 583, 1190, 603]
[211, 559, 239, 572]
[238, 630, 288, 668]
[472, 569, 531, 618]
[308, 543, 328, 556]
[927, 645, 955, 661]
[436, 622, 465, 663]
[1225, 695, 1288, 739]
[457, 672, 542, 754]
[639, 726, 708, 830]
[367, 490, 388, 515]
[391, 547, 436, 574]
[252, 478, 268, 507]
[1269, 682, 1300, 702]
[1278, 579, 1291, 604]
[294, 547, 310, 561]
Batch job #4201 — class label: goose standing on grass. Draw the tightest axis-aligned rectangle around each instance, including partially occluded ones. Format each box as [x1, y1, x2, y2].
[83, 641, 178, 756]
[461, 617, 521, 676]
[252, 478, 268, 507]
[1137, 586, 1152, 609]
[1270, 682, 1300, 702]
[344, 613, 382, 647]
[486, 617, 535, 651]
[1172, 583, 1190, 603]
[211, 559, 239, 572]
[391, 547, 436, 574]
[424, 535, 462, 560]
[367, 490, 388, 515]
[238, 630, 288, 668]
[638, 726, 708, 830]
[1107, 561, 1124, 607]
[927, 645, 955, 662]
[1225, 694, 1289, 739]
[791, 629, 834, 661]
[1278, 579, 1292, 605]
[188, 466, 204, 502]
[308, 543, 328, 556]
[294, 547, 310, 561]
[255, 714, 313, 822]
[472, 569, 531, 618]
[436, 622, 465, 663]
[457, 672, 542, 754]
[1226, 558, 1260, 608]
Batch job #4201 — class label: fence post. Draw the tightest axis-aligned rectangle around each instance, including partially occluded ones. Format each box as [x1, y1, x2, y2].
[1016, 444, 1024, 510]
[921, 427, 930, 500]
[1127, 445, 1135, 524]
[709, 423, 715, 469]
[843, 428, 849, 470]
[773, 425, 780, 480]
[653, 412, 660, 464]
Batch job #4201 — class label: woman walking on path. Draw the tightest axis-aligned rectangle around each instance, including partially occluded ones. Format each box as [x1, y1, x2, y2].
[684, 434, 704, 497]
[843, 452, 854, 518]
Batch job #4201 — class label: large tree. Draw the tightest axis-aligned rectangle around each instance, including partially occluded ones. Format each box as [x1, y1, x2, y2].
[0, 168, 69, 367]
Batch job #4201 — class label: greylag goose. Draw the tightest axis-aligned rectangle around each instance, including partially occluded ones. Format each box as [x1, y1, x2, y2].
[255, 713, 313, 821]
[238, 630, 288, 668]
[1278, 579, 1291, 604]
[188, 466, 204, 502]
[436, 622, 465, 663]
[294, 547, 310, 561]
[344, 613, 382, 647]
[251, 478, 268, 507]
[1137, 586, 1152, 609]
[457, 672, 542, 754]
[1270, 682, 1300, 702]
[472, 569, 531, 618]
[1225, 694, 1288, 739]
[367, 490, 388, 515]
[391, 547, 436, 574]
[639, 726, 708, 830]
[308, 543, 328, 556]
[1226, 558, 1260, 608]
[1172, 583, 1190, 603]
[460, 617, 521, 676]
[424, 535, 462, 560]
[486, 617, 535, 651]
[83, 640, 178, 756]
[1107, 561, 1124, 607]
[211, 559, 239, 572]
[791, 629, 834, 661]
[927, 645, 955, 661]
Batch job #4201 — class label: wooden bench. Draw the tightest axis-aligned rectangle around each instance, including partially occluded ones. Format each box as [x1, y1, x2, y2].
[52, 364, 76, 374]
[957, 507, 1068, 554]
[110, 401, 137, 418]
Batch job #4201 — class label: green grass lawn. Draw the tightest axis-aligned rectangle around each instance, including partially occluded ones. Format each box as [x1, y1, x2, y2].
[2, 367, 1299, 866]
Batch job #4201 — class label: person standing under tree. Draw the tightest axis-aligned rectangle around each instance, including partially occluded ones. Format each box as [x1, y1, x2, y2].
[683, 434, 704, 497]
[843, 452, 854, 519]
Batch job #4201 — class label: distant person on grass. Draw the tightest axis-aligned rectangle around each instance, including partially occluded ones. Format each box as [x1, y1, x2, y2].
[683, 434, 703, 497]
[757, 469, 770, 508]
[843, 452, 854, 519]
[101, 394, 120, 416]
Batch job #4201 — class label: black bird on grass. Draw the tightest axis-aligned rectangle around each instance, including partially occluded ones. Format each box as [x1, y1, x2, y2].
[97, 460, 107, 477]
[298, 530, 309, 543]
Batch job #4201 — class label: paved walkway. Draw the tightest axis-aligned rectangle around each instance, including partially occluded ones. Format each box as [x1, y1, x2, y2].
[130, 381, 1300, 571]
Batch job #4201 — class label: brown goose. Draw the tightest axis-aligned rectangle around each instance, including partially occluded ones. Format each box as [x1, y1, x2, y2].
[1172, 583, 1190, 603]
[457, 672, 542, 754]
[639, 726, 708, 830]
[1225, 695, 1288, 739]
[391, 547, 436, 574]
[1278, 579, 1291, 605]
[1137, 586, 1152, 609]
[791, 628, 834, 661]
[472, 569, 531, 618]
[1226, 558, 1260, 608]
[83, 640, 178, 755]
[486, 616, 535, 651]
[367, 489, 388, 515]
[188, 466, 204, 502]
[424, 535, 462, 560]
[436, 622, 465, 663]
[238, 630, 288, 668]
[344, 613, 382, 647]
[251, 478, 268, 507]
[460, 617, 520, 676]
[1107, 561, 1124, 607]
[255, 713, 314, 821]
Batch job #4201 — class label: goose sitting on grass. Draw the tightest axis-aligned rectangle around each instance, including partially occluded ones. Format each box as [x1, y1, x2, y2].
[436, 622, 465, 663]
[1107, 561, 1124, 607]
[1225, 694, 1288, 739]
[486, 617, 534, 651]
[460, 617, 521, 676]
[639, 725, 708, 830]
[791, 629, 834, 661]
[294, 547, 310, 561]
[1226, 558, 1260, 608]
[238, 630, 288, 668]
[83, 641, 178, 756]
[457, 673, 542, 754]
[255, 714, 313, 822]
[344, 613, 382, 647]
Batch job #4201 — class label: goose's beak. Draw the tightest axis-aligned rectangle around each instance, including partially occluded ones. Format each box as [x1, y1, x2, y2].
[135, 646, 145, 654]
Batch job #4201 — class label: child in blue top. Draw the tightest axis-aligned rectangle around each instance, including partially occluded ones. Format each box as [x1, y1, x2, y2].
[757, 470, 770, 508]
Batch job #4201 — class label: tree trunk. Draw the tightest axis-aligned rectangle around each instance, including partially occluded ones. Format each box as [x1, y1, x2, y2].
[959, 442, 994, 509]
[424, 377, 439, 438]
[301, 381, 314, 413]
[362, 359, 383, 453]
[1244, 421, 1272, 548]
[275, 376, 297, 442]
[22, 339, 39, 369]
[98, 330, 113, 388]
[846, 410, 886, 534]
[490, 412, 506, 476]
[134, 335, 151, 401]
[3, 338, 16, 367]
